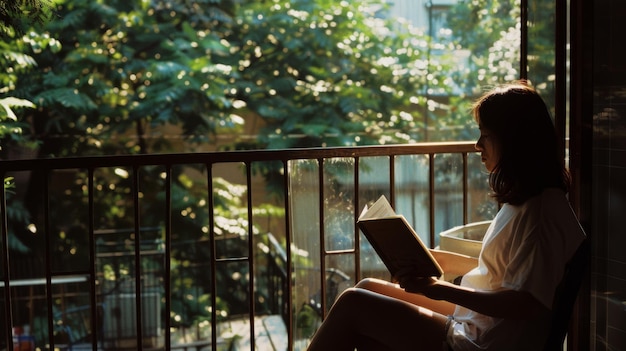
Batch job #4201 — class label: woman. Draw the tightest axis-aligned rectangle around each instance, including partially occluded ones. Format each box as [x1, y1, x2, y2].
[306, 81, 586, 351]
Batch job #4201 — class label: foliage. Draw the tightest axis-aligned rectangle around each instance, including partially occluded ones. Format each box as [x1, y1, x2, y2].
[446, 0, 556, 99]
[224, 0, 455, 149]
[0, 29, 60, 152]
[10, 0, 240, 156]
[1, 10, 59, 252]
[0, 97, 32, 141]
[446, 0, 520, 91]
[5, 0, 457, 158]
[2, 177, 31, 253]
[0, 0, 54, 37]
[421, 0, 557, 142]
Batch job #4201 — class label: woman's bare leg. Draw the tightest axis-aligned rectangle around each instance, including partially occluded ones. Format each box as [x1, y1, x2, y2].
[355, 277, 456, 316]
[306, 287, 448, 351]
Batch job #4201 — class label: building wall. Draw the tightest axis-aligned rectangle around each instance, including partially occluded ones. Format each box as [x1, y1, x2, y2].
[589, 0, 626, 349]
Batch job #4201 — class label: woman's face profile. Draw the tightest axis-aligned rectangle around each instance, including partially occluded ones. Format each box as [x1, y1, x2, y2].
[475, 126, 500, 172]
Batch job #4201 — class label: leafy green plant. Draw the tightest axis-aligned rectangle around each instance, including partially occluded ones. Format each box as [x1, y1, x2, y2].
[0, 0, 54, 37]
[225, 0, 456, 149]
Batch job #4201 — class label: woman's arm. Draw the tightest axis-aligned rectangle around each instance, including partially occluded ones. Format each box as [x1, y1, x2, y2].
[429, 249, 478, 277]
[401, 278, 548, 320]
[398, 250, 545, 319]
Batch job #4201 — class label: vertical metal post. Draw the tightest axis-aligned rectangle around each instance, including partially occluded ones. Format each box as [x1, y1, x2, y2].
[463, 153, 469, 224]
[0, 172, 13, 350]
[87, 168, 99, 350]
[245, 162, 256, 350]
[318, 158, 327, 316]
[520, 0, 529, 79]
[282, 159, 294, 347]
[132, 166, 144, 350]
[429, 154, 436, 248]
[43, 170, 55, 350]
[207, 163, 218, 349]
[354, 157, 361, 282]
[555, 0, 568, 165]
[1, 172, 14, 349]
[164, 165, 172, 350]
[389, 155, 396, 206]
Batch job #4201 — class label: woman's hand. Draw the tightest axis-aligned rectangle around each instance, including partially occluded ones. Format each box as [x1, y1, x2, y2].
[393, 273, 454, 300]
[392, 266, 443, 297]
[397, 276, 437, 293]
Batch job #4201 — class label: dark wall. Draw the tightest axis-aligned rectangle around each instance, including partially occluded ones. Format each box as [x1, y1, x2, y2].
[589, 0, 626, 349]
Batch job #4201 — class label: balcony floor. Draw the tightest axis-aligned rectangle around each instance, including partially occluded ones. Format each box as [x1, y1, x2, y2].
[50, 314, 289, 351]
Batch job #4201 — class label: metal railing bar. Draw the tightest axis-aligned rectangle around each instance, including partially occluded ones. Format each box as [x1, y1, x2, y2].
[428, 154, 436, 248]
[282, 159, 294, 349]
[0, 142, 477, 172]
[324, 249, 357, 256]
[132, 165, 144, 350]
[463, 152, 469, 225]
[207, 163, 218, 349]
[96, 251, 162, 259]
[354, 156, 361, 282]
[390, 155, 396, 207]
[1, 171, 12, 350]
[0, 273, 89, 288]
[520, 0, 528, 80]
[215, 257, 250, 263]
[318, 158, 327, 317]
[164, 165, 172, 351]
[0, 272, 92, 282]
[44, 170, 55, 350]
[245, 161, 256, 350]
[555, 0, 568, 163]
[88, 167, 99, 350]
[94, 227, 161, 235]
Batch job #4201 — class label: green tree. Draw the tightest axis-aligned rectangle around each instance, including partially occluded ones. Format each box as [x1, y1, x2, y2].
[426, 0, 557, 143]
[0, 0, 53, 37]
[224, 0, 455, 149]
[11, 0, 240, 157]
[446, 0, 557, 100]
[1, 0, 59, 253]
[9, 0, 455, 157]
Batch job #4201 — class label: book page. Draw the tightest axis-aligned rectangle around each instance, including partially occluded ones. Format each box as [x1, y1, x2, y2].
[358, 195, 397, 220]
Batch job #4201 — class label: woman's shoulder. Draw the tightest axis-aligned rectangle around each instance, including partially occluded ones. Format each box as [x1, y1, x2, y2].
[517, 188, 585, 238]
[503, 188, 575, 226]
[514, 187, 568, 211]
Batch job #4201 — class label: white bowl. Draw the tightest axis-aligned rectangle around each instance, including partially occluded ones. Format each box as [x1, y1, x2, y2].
[439, 221, 491, 258]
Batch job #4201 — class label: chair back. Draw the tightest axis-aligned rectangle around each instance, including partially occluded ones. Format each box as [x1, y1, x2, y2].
[543, 239, 590, 351]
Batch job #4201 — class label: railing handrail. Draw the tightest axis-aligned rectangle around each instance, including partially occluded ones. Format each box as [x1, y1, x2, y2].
[0, 141, 477, 171]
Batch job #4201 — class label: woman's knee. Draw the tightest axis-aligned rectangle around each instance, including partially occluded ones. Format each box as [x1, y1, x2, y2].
[330, 287, 372, 313]
[355, 277, 393, 290]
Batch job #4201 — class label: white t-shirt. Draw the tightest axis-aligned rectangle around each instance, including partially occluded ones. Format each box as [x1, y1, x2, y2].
[448, 188, 586, 351]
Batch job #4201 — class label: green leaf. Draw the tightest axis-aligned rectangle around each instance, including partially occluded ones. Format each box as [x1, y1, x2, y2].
[0, 97, 35, 120]
[35, 88, 98, 111]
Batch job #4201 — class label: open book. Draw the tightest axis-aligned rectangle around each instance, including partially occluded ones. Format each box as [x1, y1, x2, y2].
[357, 195, 443, 278]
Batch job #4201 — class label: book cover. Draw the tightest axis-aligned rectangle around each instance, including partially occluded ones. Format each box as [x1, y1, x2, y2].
[357, 195, 443, 278]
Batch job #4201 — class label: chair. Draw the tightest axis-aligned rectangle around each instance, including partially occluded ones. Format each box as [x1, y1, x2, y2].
[543, 239, 590, 351]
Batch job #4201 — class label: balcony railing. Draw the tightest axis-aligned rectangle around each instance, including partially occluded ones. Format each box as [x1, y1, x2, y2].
[1, 141, 493, 350]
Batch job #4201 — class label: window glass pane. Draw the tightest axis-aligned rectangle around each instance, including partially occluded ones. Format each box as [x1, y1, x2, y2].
[527, 0, 557, 113]
[385, 0, 533, 142]
[394, 155, 431, 244]
[323, 158, 356, 252]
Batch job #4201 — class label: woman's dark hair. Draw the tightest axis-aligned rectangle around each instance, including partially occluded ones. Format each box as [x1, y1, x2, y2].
[473, 81, 570, 205]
